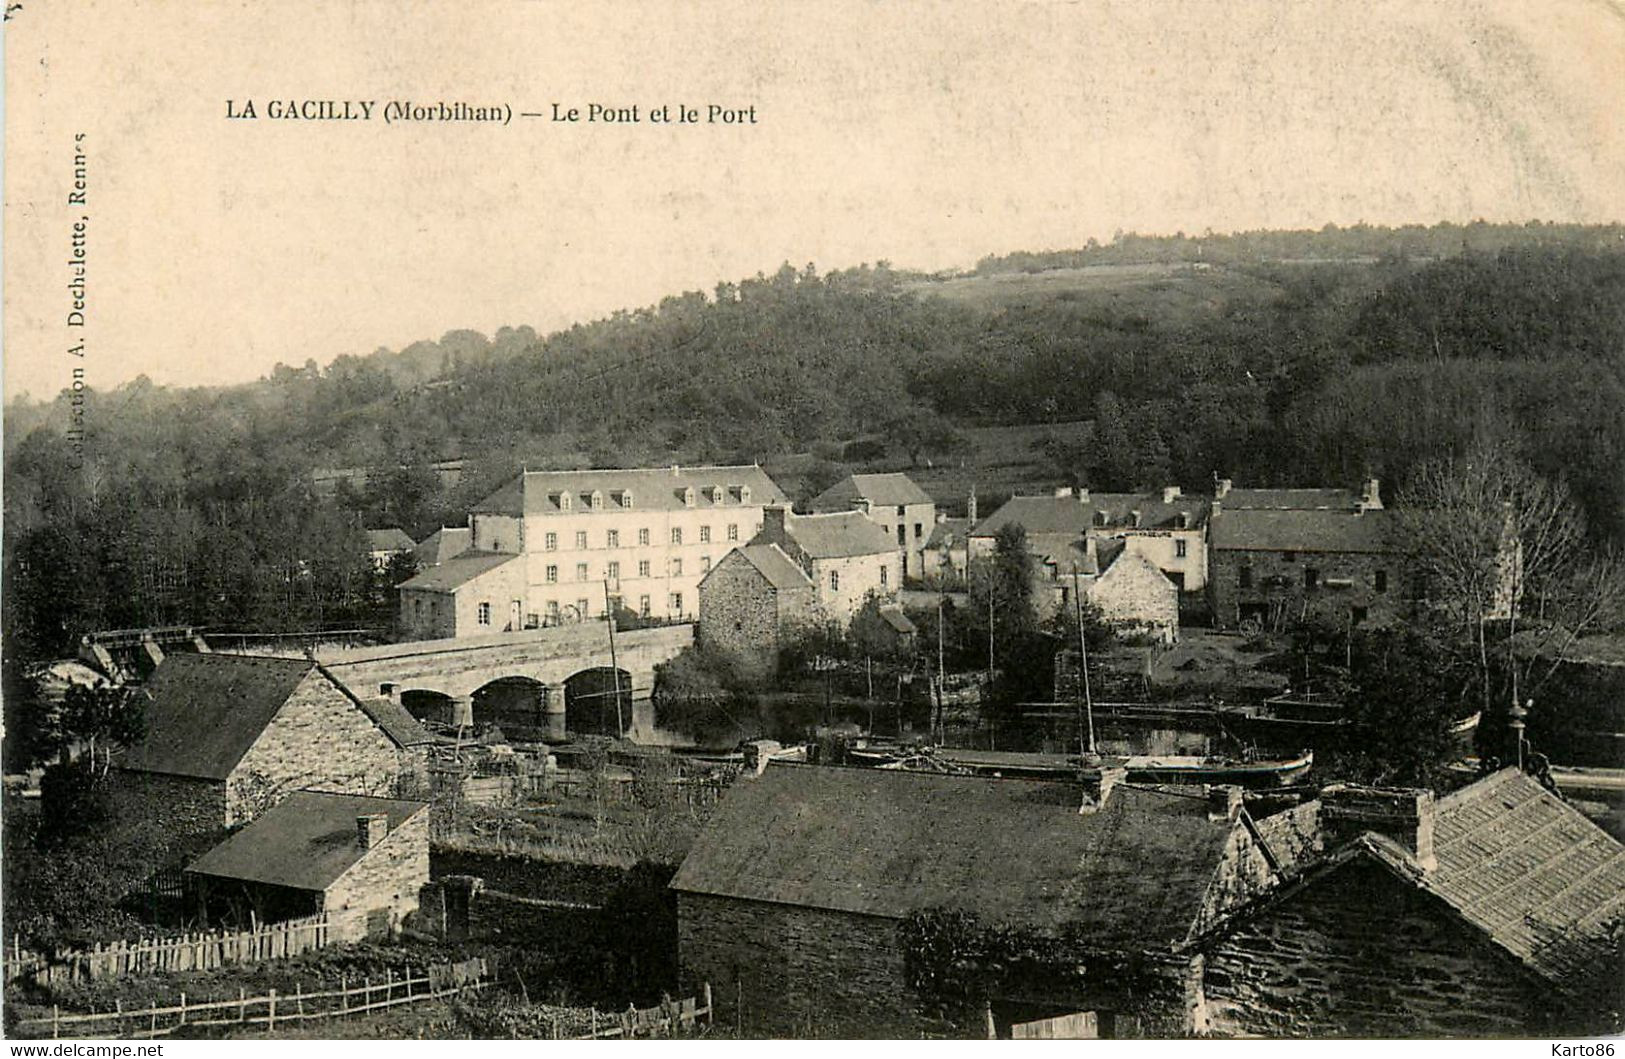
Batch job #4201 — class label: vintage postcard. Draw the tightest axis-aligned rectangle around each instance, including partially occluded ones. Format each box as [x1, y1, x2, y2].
[3, 0, 1622, 1047]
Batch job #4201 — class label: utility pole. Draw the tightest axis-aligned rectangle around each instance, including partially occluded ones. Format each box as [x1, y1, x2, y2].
[936, 594, 946, 744]
[1071, 564, 1096, 755]
[603, 580, 624, 738]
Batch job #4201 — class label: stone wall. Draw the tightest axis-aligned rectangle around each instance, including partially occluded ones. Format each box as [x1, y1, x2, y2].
[105, 769, 229, 866]
[1202, 857, 1547, 1037]
[227, 671, 407, 825]
[399, 587, 457, 641]
[810, 553, 900, 625]
[1208, 548, 1403, 630]
[323, 806, 431, 941]
[448, 558, 528, 636]
[1090, 553, 1179, 642]
[697, 555, 781, 666]
[677, 892, 937, 1038]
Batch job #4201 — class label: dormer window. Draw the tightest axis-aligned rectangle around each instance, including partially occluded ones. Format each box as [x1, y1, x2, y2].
[683, 486, 696, 507]
[590, 490, 604, 510]
[558, 492, 573, 511]
[622, 491, 634, 509]
[739, 485, 752, 505]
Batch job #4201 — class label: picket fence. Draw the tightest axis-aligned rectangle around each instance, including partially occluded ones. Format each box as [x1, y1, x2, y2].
[13, 957, 489, 1039]
[5, 913, 334, 987]
[572, 983, 713, 1039]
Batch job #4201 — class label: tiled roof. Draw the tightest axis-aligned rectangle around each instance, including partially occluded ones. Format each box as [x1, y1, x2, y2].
[1208, 508, 1394, 554]
[398, 550, 519, 592]
[671, 766, 1236, 949]
[413, 527, 471, 566]
[1221, 488, 1365, 511]
[783, 511, 896, 559]
[471, 466, 788, 517]
[811, 473, 935, 511]
[116, 654, 317, 780]
[366, 528, 417, 552]
[707, 544, 814, 592]
[186, 790, 427, 892]
[926, 518, 973, 549]
[1427, 768, 1625, 989]
[972, 492, 1208, 537]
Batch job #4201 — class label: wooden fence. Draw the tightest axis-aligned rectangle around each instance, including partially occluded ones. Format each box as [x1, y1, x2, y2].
[12, 957, 489, 1039]
[5, 913, 334, 987]
[572, 983, 713, 1039]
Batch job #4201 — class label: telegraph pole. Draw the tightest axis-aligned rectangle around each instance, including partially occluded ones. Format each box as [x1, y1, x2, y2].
[1071, 564, 1096, 755]
[603, 580, 624, 737]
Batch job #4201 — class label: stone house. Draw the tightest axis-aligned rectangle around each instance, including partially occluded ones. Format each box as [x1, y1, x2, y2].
[810, 472, 937, 582]
[1206, 505, 1399, 631]
[922, 516, 974, 584]
[970, 486, 1210, 594]
[466, 464, 789, 626]
[1198, 769, 1625, 1038]
[670, 765, 1278, 1038]
[750, 506, 901, 625]
[397, 550, 525, 639]
[109, 654, 432, 856]
[1087, 541, 1179, 643]
[186, 790, 430, 941]
[696, 543, 818, 674]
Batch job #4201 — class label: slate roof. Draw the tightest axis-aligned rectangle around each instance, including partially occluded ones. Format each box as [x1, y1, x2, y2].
[782, 511, 897, 559]
[708, 543, 814, 592]
[471, 465, 788, 517]
[397, 550, 519, 592]
[366, 528, 416, 553]
[1426, 768, 1625, 989]
[972, 492, 1208, 538]
[1221, 488, 1365, 511]
[925, 518, 973, 549]
[115, 654, 430, 780]
[877, 604, 917, 635]
[186, 791, 427, 892]
[1208, 508, 1394, 554]
[671, 766, 1236, 949]
[413, 527, 471, 566]
[811, 473, 935, 511]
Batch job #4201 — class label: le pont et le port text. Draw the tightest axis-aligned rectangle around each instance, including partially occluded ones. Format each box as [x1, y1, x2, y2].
[550, 102, 757, 125]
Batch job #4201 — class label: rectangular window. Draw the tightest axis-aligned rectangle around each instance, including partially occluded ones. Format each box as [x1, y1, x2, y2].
[546, 600, 560, 624]
[526, 612, 539, 629]
[701, 555, 711, 573]
[577, 598, 590, 618]
[546, 564, 558, 583]
[672, 558, 684, 576]
[639, 559, 651, 578]
[477, 602, 491, 626]
[914, 522, 923, 540]
[896, 526, 905, 545]
[639, 527, 651, 546]
[1239, 564, 1253, 590]
[669, 592, 683, 614]
[545, 532, 558, 551]
[575, 562, 589, 581]
[1175, 539, 1188, 558]
[1375, 569, 1388, 594]
[1305, 568, 1319, 589]
[700, 525, 712, 543]
[607, 529, 620, 548]
[607, 561, 620, 580]
[896, 505, 906, 516]
[830, 571, 840, 591]
[880, 565, 888, 586]
[671, 527, 683, 545]
[575, 531, 588, 550]
[727, 523, 739, 541]
[639, 595, 651, 617]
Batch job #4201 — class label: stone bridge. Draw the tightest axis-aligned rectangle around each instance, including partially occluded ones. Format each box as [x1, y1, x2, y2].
[315, 622, 694, 736]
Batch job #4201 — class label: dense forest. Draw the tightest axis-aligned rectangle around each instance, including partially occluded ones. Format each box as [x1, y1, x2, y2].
[6, 222, 1625, 675]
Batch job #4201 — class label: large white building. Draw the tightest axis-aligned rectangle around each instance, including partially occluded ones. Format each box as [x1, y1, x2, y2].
[461, 465, 790, 626]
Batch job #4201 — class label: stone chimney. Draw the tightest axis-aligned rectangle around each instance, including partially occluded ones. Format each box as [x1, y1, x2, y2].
[1216, 478, 1233, 499]
[1207, 785, 1245, 823]
[1079, 767, 1127, 814]
[967, 486, 978, 524]
[1162, 485, 1182, 504]
[761, 505, 790, 544]
[1319, 785, 1436, 871]
[357, 813, 389, 851]
[1360, 478, 1383, 511]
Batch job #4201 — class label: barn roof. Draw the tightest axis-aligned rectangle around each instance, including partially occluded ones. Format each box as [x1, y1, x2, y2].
[1208, 508, 1394, 554]
[186, 790, 427, 892]
[412, 526, 471, 566]
[115, 654, 429, 780]
[397, 550, 519, 592]
[708, 544, 814, 592]
[972, 492, 1208, 537]
[811, 473, 935, 511]
[671, 766, 1236, 949]
[781, 510, 896, 559]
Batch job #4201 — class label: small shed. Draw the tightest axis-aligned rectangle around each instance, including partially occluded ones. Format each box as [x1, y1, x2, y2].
[186, 790, 430, 941]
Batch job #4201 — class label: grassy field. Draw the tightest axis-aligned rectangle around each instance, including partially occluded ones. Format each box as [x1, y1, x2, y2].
[903, 260, 1289, 315]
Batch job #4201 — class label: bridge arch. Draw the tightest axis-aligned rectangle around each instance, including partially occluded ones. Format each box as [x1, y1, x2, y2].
[470, 676, 553, 737]
[564, 666, 633, 737]
[400, 687, 457, 726]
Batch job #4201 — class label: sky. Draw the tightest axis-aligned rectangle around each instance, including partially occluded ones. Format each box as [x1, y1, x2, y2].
[4, 0, 1623, 402]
